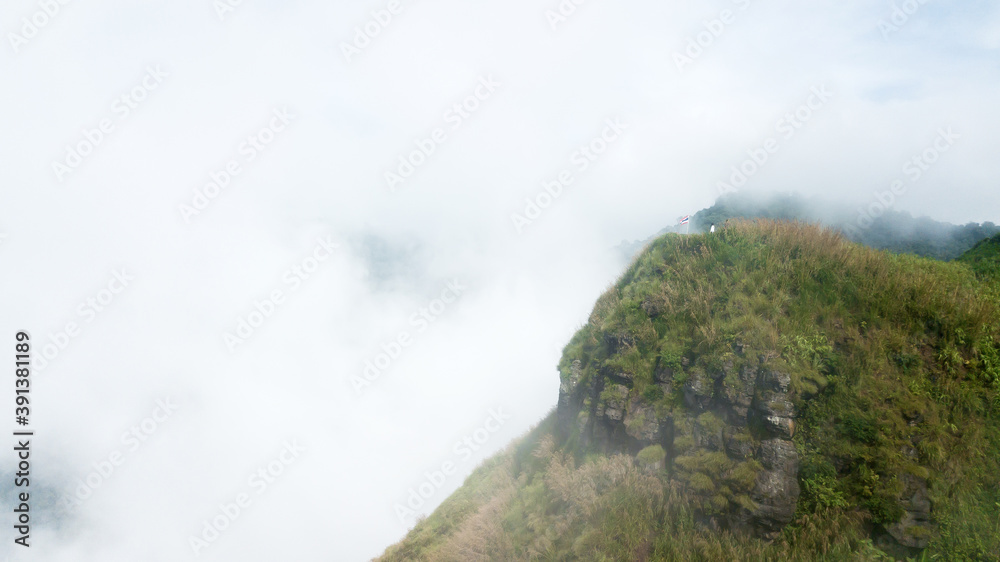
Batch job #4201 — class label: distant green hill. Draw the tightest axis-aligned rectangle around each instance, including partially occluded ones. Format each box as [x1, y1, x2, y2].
[380, 220, 1000, 561]
[620, 193, 998, 262]
[958, 233, 1000, 280]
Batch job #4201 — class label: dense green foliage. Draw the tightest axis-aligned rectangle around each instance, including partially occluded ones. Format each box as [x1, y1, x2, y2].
[379, 221, 1000, 561]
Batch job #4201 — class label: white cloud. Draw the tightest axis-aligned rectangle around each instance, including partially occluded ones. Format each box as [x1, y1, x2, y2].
[0, 0, 998, 560]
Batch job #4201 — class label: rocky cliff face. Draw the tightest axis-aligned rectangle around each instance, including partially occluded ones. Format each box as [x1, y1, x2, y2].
[558, 352, 801, 539]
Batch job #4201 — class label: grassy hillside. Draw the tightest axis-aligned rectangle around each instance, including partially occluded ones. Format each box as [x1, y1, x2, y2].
[958, 233, 1000, 280]
[379, 221, 1000, 561]
[689, 192, 999, 261]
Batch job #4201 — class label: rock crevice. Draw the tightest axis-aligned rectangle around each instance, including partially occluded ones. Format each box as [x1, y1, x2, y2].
[557, 358, 801, 539]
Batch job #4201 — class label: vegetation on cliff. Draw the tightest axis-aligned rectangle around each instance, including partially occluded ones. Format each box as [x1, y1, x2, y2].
[379, 220, 1000, 561]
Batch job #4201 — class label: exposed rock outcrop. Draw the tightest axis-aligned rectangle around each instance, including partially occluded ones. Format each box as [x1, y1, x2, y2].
[751, 438, 800, 539]
[885, 473, 933, 549]
[557, 358, 801, 539]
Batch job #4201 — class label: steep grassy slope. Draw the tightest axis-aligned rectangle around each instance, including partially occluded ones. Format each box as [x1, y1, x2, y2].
[958, 233, 1000, 280]
[378, 221, 1000, 561]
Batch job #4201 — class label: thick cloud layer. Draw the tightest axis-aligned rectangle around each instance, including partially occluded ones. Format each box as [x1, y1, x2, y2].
[0, 0, 998, 560]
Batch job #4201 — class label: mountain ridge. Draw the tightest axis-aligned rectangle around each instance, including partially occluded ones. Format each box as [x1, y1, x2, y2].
[618, 193, 999, 262]
[379, 219, 1000, 561]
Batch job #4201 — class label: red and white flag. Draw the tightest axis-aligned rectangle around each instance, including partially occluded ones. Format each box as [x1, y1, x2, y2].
[678, 215, 690, 225]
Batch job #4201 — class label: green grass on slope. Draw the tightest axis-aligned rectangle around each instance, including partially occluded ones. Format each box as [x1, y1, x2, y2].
[378, 220, 1000, 561]
[690, 192, 999, 261]
[957, 233, 1000, 280]
[378, 416, 895, 562]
